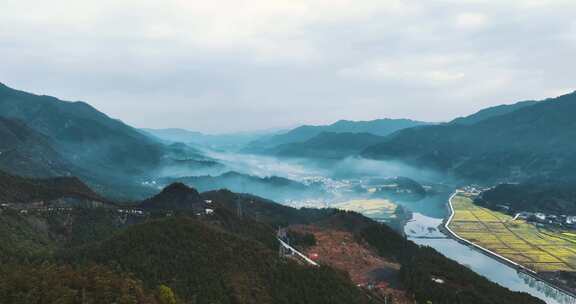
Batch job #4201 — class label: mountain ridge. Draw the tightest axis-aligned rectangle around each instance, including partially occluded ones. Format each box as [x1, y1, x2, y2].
[244, 118, 429, 153]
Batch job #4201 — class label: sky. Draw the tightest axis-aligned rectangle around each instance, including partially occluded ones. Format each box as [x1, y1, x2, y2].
[1, 0, 575, 133]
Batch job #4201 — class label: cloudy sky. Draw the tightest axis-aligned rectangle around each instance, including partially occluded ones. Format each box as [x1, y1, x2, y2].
[1, 0, 575, 133]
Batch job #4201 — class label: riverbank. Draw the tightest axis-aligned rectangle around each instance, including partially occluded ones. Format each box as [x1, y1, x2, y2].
[443, 191, 576, 300]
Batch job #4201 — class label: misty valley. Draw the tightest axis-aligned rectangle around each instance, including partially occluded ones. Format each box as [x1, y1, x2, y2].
[1, 82, 576, 304]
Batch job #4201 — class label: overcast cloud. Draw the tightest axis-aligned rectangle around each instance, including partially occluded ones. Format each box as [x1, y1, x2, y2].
[1, 0, 575, 133]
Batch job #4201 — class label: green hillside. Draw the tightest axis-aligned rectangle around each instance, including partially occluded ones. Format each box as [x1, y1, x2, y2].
[0, 117, 71, 178]
[363, 92, 576, 184]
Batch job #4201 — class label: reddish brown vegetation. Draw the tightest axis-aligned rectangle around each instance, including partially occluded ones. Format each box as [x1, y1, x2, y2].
[290, 225, 412, 303]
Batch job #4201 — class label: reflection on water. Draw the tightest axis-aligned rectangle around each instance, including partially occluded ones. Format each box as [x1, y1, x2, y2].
[404, 213, 445, 238]
[519, 272, 576, 304]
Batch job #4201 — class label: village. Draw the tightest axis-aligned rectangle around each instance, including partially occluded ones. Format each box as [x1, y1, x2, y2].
[0, 199, 217, 219]
[462, 185, 576, 230]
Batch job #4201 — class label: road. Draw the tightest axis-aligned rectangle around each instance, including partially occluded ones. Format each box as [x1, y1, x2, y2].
[277, 238, 319, 266]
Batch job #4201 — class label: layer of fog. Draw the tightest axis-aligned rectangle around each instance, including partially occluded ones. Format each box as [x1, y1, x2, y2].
[203, 150, 323, 180]
[149, 145, 457, 217]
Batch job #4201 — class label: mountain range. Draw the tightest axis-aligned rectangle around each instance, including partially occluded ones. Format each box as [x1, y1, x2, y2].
[0, 83, 217, 200]
[0, 83, 163, 176]
[244, 118, 429, 153]
[143, 127, 283, 150]
[362, 91, 576, 183]
[269, 132, 385, 159]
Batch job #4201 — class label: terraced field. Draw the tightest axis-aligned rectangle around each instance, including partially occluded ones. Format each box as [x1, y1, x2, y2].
[449, 193, 576, 273]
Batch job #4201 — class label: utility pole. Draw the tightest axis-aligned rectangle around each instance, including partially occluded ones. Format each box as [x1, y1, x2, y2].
[236, 199, 243, 219]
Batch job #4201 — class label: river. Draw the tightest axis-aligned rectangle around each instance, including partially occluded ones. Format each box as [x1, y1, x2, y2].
[401, 192, 576, 304]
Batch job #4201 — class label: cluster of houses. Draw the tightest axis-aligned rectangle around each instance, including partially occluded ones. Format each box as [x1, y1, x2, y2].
[117, 208, 146, 216]
[0, 203, 74, 215]
[462, 185, 491, 196]
[1, 199, 218, 218]
[462, 185, 576, 229]
[116, 199, 216, 218]
[515, 212, 576, 229]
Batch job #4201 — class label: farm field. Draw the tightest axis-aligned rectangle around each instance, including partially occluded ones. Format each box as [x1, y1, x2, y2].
[448, 193, 576, 273]
[334, 199, 397, 221]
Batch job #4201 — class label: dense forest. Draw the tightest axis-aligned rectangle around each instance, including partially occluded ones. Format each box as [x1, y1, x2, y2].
[477, 180, 576, 214]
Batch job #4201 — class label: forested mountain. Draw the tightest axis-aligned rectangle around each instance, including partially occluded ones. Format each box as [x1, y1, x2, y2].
[0, 83, 163, 178]
[270, 132, 385, 159]
[362, 91, 576, 183]
[245, 118, 428, 152]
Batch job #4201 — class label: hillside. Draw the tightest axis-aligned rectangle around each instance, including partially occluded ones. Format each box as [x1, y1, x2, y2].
[245, 118, 428, 153]
[139, 182, 207, 211]
[0, 170, 106, 206]
[162, 171, 325, 202]
[0, 83, 163, 178]
[271, 132, 385, 159]
[476, 181, 576, 214]
[0, 117, 72, 178]
[0, 264, 158, 304]
[63, 216, 371, 304]
[450, 100, 539, 125]
[0, 83, 227, 201]
[362, 91, 576, 184]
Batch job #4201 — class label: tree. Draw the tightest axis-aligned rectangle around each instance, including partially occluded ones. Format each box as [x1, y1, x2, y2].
[158, 285, 177, 304]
